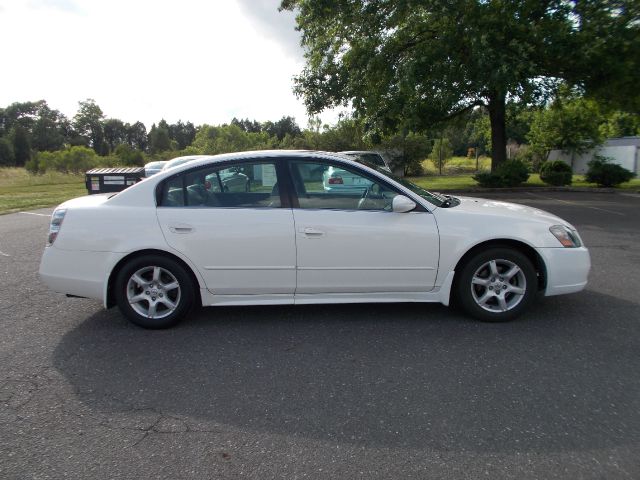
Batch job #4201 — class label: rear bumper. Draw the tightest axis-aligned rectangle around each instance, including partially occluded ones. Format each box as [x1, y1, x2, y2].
[536, 246, 591, 296]
[39, 247, 117, 302]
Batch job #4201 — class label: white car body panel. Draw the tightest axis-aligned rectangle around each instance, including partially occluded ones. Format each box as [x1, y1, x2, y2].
[38, 150, 590, 315]
[292, 209, 439, 293]
[156, 207, 296, 296]
[535, 247, 591, 296]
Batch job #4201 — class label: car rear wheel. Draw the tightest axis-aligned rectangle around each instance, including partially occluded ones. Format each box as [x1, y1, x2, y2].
[115, 255, 195, 329]
[455, 247, 537, 322]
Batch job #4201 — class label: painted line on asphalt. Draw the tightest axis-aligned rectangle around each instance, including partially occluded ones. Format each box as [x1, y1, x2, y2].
[525, 192, 625, 216]
[0, 250, 10, 257]
[19, 212, 51, 217]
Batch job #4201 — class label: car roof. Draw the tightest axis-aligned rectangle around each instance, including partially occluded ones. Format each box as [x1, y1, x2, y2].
[159, 150, 360, 174]
[339, 150, 382, 155]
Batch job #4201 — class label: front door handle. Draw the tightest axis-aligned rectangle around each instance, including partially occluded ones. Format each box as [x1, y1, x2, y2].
[301, 227, 324, 236]
[169, 223, 194, 234]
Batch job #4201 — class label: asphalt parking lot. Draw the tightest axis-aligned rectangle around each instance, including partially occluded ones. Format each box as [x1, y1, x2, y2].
[1, 191, 639, 479]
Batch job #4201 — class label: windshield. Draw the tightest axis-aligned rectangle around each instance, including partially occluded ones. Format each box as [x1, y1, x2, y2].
[359, 161, 447, 207]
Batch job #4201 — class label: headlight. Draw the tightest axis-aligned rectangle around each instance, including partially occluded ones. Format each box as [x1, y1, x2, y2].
[47, 209, 67, 246]
[549, 225, 582, 248]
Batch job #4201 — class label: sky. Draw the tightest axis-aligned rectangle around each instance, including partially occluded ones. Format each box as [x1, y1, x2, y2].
[0, 0, 344, 129]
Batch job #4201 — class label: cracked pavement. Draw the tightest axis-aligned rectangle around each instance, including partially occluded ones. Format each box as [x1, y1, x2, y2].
[0, 192, 639, 479]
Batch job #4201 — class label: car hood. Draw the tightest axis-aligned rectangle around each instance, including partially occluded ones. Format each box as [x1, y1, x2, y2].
[450, 196, 574, 228]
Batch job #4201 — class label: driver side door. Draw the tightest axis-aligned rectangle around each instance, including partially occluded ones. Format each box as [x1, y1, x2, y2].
[288, 159, 440, 295]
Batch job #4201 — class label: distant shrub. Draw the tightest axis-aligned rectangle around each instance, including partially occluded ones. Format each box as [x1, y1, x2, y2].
[25, 157, 39, 174]
[539, 160, 573, 186]
[28, 146, 101, 174]
[585, 156, 635, 187]
[114, 144, 145, 166]
[0, 138, 15, 166]
[26, 151, 54, 174]
[473, 159, 530, 187]
[473, 172, 504, 188]
[514, 145, 544, 172]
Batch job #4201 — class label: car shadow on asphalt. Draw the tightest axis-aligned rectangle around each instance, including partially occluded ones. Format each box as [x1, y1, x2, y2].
[52, 292, 640, 454]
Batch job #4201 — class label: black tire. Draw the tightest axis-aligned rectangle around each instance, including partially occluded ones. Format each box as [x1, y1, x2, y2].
[115, 255, 196, 329]
[455, 247, 537, 322]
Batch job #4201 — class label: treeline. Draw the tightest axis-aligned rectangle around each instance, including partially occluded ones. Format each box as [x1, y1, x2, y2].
[2, 90, 639, 176]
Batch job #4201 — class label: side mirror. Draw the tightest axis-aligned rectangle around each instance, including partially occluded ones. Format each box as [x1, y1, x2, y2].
[392, 195, 416, 213]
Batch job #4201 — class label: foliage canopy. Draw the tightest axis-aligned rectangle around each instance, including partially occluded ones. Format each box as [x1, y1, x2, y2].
[281, 0, 640, 170]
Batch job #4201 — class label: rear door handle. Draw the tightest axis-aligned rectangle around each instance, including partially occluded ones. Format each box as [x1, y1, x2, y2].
[169, 223, 194, 234]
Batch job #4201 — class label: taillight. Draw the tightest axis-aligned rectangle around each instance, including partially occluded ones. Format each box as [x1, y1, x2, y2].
[47, 209, 67, 246]
[328, 176, 343, 185]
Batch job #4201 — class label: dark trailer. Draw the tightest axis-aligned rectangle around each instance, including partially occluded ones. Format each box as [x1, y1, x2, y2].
[85, 167, 145, 195]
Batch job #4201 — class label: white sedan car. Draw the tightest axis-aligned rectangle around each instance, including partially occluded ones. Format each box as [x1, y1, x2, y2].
[39, 151, 590, 329]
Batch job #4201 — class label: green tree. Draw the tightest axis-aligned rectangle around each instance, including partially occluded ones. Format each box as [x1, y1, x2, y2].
[281, 0, 639, 171]
[263, 116, 302, 141]
[114, 144, 144, 166]
[527, 88, 603, 166]
[429, 137, 453, 175]
[231, 118, 262, 133]
[190, 124, 273, 154]
[126, 121, 148, 151]
[0, 100, 70, 153]
[103, 118, 127, 153]
[11, 125, 32, 166]
[600, 111, 640, 138]
[0, 137, 15, 166]
[467, 110, 492, 157]
[317, 116, 368, 151]
[73, 99, 107, 155]
[568, 2, 640, 113]
[62, 146, 99, 173]
[2, 101, 40, 133]
[378, 132, 432, 176]
[148, 123, 172, 153]
[168, 120, 197, 150]
[30, 102, 69, 152]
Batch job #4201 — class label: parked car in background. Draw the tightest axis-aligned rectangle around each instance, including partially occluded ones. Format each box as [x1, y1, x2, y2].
[174, 166, 252, 206]
[340, 151, 391, 172]
[206, 166, 250, 192]
[322, 165, 373, 194]
[161, 155, 209, 171]
[144, 161, 167, 177]
[40, 150, 590, 329]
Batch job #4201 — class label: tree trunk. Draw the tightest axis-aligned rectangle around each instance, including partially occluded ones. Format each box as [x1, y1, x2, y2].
[488, 92, 507, 172]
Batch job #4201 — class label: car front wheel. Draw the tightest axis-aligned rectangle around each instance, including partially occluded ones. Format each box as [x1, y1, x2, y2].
[115, 255, 195, 329]
[455, 247, 537, 322]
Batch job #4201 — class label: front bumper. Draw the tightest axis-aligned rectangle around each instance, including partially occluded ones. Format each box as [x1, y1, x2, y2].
[536, 246, 591, 296]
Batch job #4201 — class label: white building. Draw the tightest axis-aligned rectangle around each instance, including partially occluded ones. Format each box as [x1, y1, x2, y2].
[548, 136, 640, 174]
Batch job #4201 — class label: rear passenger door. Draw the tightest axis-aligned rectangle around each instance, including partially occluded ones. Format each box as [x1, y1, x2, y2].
[156, 159, 297, 298]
